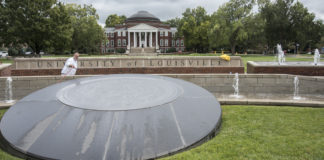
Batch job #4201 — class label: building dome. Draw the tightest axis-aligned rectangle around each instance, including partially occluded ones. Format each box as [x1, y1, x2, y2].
[126, 11, 160, 23]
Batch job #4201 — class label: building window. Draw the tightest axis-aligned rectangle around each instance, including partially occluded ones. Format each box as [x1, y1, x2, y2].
[160, 31, 163, 37]
[123, 39, 127, 46]
[106, 41, 109, 47]
[110, 32, 114, 37]
[176, 40, 179, 46]
[122, 31, 126, 37]
[160, 39, 164, 46]
[111, 40, 114, 47]
[117, 31, 121, 37]
[181, 40, 184, 46]
[172, 40, 175, 47]
[172, 32, 175, 38]
[118, 39, 121, 46]
[165, 39, 168, 47]
[165, 31, 168, 37]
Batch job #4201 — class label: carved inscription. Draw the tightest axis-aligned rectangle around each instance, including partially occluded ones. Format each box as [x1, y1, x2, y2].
[15, 57, 241, 69]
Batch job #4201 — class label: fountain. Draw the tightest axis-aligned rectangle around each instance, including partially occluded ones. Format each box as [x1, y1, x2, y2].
[247, 46, 324, 76]
[277, 44, 285, 65]
[314, 49, 321, 66]
[0, 74, 222, 160]
[229, 73, 243, 98]
[293, 76, 301, 100]
[5, 77, 14, 103]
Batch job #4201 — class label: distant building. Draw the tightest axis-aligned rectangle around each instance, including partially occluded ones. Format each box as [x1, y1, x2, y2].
[101, 11, 185, 54]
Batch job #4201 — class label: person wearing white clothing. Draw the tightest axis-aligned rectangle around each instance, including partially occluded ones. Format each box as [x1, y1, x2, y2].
[61, 52, 79, 76]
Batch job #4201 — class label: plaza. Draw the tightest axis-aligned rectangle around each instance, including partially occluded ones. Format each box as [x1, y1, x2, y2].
[0, 0, 324, 159]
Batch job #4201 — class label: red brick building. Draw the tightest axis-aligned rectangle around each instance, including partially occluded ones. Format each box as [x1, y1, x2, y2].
[101, 11, 185, 54]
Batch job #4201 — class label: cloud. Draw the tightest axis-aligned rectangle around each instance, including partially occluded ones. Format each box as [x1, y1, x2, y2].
[63, 0, 324, 26]
[300, 0, 324, 20]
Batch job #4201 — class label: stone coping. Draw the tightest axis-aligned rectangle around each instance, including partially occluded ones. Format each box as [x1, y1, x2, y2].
[248, 61, 324, 67]
[0, 64, 11, 70]
[4, 73, 324, 81]
[2, 98, 323, 109]
[14, 56, 243, 60]
[218, 98, 324, 108]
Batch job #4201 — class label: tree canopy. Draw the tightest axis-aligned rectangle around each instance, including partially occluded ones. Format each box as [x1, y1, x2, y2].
[105, 14, 126, 27]
[175, 0, 323, 53]
[0, 0, 104, 55]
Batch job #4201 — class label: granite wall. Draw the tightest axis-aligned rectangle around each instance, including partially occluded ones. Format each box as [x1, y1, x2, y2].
[1, 74, 324, 102]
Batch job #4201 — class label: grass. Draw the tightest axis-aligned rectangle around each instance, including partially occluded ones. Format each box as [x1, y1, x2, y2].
[162, 105, 324, 160]
[0, 105, 323, 160]
[0, 59, 13, 64]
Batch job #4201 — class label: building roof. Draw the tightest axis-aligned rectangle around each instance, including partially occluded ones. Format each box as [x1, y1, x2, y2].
[105, 28, 115, 32]
[126, 11, 160, 23]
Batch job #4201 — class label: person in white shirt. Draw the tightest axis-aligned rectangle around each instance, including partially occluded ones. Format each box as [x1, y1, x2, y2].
[61, 52, 79, 76]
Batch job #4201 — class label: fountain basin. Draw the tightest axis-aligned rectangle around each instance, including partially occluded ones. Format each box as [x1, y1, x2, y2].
[0, 74, 222, 160]
[247, 61, 324, 76]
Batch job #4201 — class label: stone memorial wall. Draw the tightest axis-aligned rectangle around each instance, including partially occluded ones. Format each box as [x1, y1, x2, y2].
[0, 64, 11, 77]
[10, 57, 244, 76]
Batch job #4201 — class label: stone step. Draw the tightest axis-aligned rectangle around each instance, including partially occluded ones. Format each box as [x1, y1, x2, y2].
[128, 52, 158, 56]
[130, 48, 156, 53]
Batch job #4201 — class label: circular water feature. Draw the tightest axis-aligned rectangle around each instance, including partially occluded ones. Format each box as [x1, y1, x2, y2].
[57, 76, 182, 110]
[0, 74, 222, 160]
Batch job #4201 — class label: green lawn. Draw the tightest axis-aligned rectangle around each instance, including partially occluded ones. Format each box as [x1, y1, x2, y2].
[162, 105, 324, 160]
[0, 59, 13, 64]
[0, 105, 323, 160]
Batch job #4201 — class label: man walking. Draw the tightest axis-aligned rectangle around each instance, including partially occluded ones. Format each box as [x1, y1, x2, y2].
[61, 52, 79, 76]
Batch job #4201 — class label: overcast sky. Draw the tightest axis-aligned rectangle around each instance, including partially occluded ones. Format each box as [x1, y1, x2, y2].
[62, 0, 324, 27]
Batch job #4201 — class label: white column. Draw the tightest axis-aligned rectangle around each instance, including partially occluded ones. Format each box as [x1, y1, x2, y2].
[128, 31, 130, 49]
[144, 32, 147, 48]
[155, 31, 159, 49]
[139, 32, 142, 48]
[150, 32, 153, 47]
[133, 32, 136, 48]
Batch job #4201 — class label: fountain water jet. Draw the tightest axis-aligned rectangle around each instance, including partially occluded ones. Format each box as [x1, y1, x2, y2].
[277, 44, 285, 65]
[229, 73, 243, 98]
[5, 77, 14, 103]
[293, 76, 301, 100]
[314, 49, 321, 66]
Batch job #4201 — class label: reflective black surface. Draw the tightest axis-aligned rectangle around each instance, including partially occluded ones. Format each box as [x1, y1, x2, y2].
[0, 74, 222, 160]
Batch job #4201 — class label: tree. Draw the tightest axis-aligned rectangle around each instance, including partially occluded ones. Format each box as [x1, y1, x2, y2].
[0, 0, 73, 54]
[261, 0, 323, 52]
[209, 0, 254, 54]
[164, 18, 181, 27]
[240, 13, 266, 53]
[177, 7, 211, 52]
[67, 4, 104, 54]
[48, 3, 73, 53]
[290, 1, 322, 51]
[105, 14, 126, 27]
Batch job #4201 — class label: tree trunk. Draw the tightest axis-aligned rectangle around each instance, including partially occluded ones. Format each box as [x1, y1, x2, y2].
[231, 44, 236, 55]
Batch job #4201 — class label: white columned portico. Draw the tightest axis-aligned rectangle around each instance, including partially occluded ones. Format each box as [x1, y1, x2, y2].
[144, 32, 147, 47]
[133, 32, 136, 48]
[139, 32, 142, 47]
[150, 32, 153, 47]
[155, 31, 158, 49]
[128, 31, 130, 49]
[128, 23, 159, 49]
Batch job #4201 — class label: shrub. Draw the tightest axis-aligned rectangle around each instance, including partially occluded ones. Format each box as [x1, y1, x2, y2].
[116, 48, 126, 54]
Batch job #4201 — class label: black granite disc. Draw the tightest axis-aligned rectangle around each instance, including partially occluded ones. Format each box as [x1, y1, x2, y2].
[0, 74, 221, 160]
